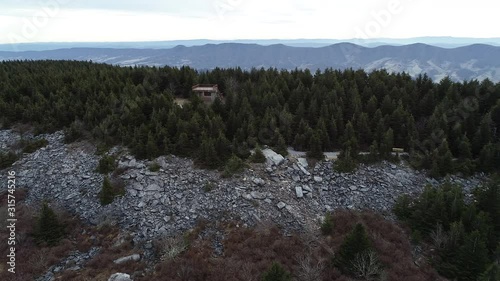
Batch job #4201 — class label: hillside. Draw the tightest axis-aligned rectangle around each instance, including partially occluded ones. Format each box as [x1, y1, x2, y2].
[1, 61, 499, 280]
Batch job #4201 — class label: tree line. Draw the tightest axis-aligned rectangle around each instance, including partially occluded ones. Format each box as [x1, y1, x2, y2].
[0, 60, 499, 175]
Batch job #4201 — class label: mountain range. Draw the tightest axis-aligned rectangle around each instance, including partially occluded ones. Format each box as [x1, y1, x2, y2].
[1, 42, 500, 82]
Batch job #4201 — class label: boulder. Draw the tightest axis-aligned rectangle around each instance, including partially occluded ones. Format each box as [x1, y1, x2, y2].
[251, 191, 266, 200]
[113, 254, 140, 264]
[298, 164, 311, 176]
[145, 184, 161, 192]
[108, 273, 133, 281]
[295, 186, 304, 198]
[252, 177, 265, 186]
[297, 158, 308, 169]
[262, 149, 285, 166]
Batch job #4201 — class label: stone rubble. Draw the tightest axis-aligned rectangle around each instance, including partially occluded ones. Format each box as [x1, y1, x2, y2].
[0, 129, 487, 243]
[35, 247, 100, 281]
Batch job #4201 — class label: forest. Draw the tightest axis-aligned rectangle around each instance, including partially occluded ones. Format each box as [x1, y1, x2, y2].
[1, 60, 500, 176]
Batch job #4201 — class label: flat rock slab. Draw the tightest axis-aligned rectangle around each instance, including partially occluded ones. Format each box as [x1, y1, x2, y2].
[295, 186, 304, 198]
[113, 254, 140, 264]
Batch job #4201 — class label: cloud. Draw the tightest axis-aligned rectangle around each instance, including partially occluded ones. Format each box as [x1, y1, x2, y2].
[0, 0, 498, 43]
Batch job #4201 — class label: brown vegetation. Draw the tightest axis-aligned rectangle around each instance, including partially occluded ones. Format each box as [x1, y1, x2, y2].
[0, 189, 441, 281]
[143, 210, 441, 281]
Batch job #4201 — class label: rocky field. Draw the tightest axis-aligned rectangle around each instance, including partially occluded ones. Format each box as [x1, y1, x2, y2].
[0, 129, 486, 238]
[0, 129, 488, 281]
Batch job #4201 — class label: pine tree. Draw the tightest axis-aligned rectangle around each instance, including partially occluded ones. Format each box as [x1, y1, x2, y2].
[251, 145, 266, 163]
[222, 154, 246, 178]
[478, 263, 500, 281]
[335, 223, 372, 274]
[455, 231, 490, 280]
[96, 155, 116, 174]
[146, 132, 159, 159]
[368, 140, 379, 162]
[342, 122, 359, 158]
[437, 139, 454, 176]
[33, 202, 65, 246]
[261, 262, 292, 281]
[458, 135, 474, 175]
[274, 132, 288, 157]
[197, 137, 220, 169]
[379, 128, 394, 159]
[306, 131, 324, 160]
[99, 176, 115, 205]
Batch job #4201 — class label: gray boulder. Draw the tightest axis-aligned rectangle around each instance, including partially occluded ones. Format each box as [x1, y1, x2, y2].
[262, 149, 285, 166]
[108, 273, 133, 281]
[113, 254, 140, 264]
[295, 186, 304, 198]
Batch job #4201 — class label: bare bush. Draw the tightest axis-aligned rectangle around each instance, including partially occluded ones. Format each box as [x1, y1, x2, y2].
[157, 235, 188, 261]
[26, 249, 50, 275]
[430, 224, 448, 249]
[295, 254, 325, 281]
[240, 263, 257, 281]
[351, 250, 383, 281]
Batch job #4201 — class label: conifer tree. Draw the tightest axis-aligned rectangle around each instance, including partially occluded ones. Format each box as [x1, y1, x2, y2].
[479, 263, 500, 281]
[274, 132, 288, 157]
[261, 262, 292, 281]
[251, 145, 266, 163]
[437, 139, 454, 176]
[33, 202, 65, 246]
[379, 128, 394, 159]
[306, 131, 324, 160]
[99, 176, 115, 205]
[335, 223, 373, 274]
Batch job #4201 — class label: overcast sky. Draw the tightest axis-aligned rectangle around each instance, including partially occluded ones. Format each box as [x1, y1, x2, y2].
[0, 0, 498, 44]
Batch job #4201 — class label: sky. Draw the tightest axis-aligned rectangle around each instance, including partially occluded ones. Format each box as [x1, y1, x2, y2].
[0, 0, 498, 44]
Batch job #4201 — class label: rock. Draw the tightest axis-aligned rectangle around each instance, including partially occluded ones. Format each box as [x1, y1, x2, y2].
[65, 192, 79, 200]
[277, 202, 286, 209]
[298, 164, 311, 176]
[252, 177, 265, 186]
[251, 191, 266, 200]
[145, 184, 161, 192]
[302, 185, 312, 193]
[349, 185, 358, 191]
[297, 158, 308, 168]
[108, 273, 133, 281]
[292, 175, 300, 182]
[313, 176, 323, 183]
[128, 189, 137, 197]
[295, 186, 304, 198]
[113, 254, 140, 264]
[128, 159, 137, 168]
[163, 216, 171, 223]
[262, 148, 285, 166]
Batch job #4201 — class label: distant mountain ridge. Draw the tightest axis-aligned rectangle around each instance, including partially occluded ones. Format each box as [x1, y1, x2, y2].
[1, 42, 500, 82]
[2, 37, 500, 51]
